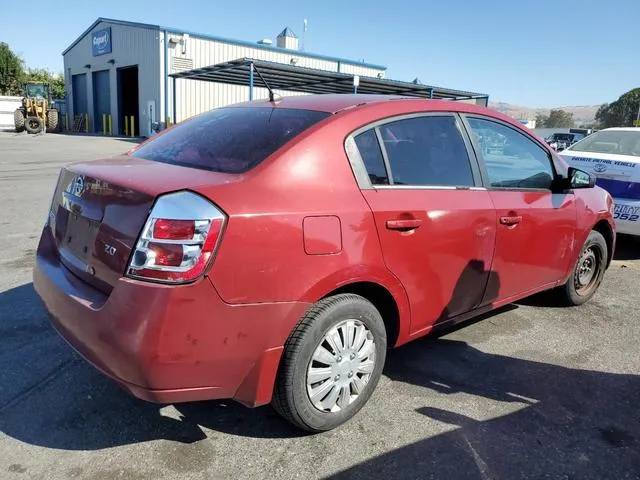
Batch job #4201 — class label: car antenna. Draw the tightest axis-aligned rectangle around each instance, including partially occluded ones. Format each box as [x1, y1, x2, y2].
[253, 65, 279, 102]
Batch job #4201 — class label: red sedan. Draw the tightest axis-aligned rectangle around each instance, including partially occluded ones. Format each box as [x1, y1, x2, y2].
[34, 95, 615, 432]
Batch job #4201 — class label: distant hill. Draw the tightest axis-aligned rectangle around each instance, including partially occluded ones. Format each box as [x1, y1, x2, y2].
[489, 102, 601, 126]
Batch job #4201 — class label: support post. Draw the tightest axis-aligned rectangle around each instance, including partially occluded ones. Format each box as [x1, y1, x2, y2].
[85, 113, 89, 133]
[172, 76, 177, 124]
[353, 75, 360, 94]
[108, 114, 112, 135]
[164, 29, 169, 129]
[103, 114, 107, 135]
[249, 62, 254, 101]
[130, 116, 135, 137]
[429, 88, 434, 99]
[124, 116, 129, 136]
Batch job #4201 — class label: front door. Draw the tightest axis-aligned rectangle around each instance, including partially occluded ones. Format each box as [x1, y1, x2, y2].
[352, 114, 497, 335]
[463, 116, 577, 302]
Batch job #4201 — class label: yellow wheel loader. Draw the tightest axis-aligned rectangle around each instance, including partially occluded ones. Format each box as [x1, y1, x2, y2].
[14, 82, 61, 134]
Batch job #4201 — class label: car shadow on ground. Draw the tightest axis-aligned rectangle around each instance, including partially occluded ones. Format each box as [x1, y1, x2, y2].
[517, 232, 638, 308]
[330, 337, 640, 479]
[1, 262, 638, 478]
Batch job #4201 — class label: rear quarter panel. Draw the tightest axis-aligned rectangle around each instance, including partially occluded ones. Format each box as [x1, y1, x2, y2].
[204, 109, 410, 316]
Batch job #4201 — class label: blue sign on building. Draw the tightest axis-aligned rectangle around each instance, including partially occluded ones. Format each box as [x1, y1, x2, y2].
[92, 27, 112, 56]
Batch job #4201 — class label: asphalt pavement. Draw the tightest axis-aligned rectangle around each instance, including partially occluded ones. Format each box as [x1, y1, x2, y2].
[0, 132, 639, 479]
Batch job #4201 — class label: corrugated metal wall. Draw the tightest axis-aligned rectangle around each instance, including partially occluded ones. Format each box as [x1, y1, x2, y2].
[161, 33, 385, 122]
[63, 21, 160, 136]
[65, 21, 385, 135]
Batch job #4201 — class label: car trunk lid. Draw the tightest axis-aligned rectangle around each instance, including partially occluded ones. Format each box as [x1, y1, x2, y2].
[48, 156, 239, 293]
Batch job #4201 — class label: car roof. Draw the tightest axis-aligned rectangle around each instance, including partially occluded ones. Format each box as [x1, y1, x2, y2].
[601, 127, 640, 132]
[233, 93, 498, 116]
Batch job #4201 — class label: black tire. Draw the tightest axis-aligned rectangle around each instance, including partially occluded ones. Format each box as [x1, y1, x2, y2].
[14, 109, 25, 132]
[553, 230, 607, 306]
[47, 109, 60, 133]
[273, 294, 387, 432]
[25, 116, 44, 134]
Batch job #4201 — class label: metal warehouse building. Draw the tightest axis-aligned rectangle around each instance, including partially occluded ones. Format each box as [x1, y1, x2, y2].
[63, 17, 488, 137]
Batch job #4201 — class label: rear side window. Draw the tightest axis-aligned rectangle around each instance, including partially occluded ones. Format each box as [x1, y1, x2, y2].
[354, 130, 389, 185]
[133, 107, 330, 173]
[379, 116, 474, 186]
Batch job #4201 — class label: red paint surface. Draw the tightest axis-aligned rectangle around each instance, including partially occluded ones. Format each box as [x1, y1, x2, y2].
[303, 216, 342, 255]
[34, 95, 615, 406]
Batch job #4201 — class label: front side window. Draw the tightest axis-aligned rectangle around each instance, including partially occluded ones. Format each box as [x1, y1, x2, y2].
[568, 130, 640, 156]
[374, 115, 474, 187]
[467, 117, 554, 189]
[133, 107, 330, 173]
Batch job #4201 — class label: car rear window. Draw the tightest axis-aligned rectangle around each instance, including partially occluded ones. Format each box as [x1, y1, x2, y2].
[132, 107, 330, 173]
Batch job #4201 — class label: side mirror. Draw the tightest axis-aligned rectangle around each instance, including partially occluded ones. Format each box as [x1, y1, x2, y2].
[568, 167, 595, 189]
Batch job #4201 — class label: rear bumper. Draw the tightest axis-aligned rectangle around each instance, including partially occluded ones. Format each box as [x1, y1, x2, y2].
[33, 226, 311, 406]
[613, 198, 640, 237]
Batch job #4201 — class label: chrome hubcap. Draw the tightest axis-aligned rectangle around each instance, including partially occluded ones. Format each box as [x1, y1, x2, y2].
[576, 248, 597, 288]
[306, 319, 376, 413]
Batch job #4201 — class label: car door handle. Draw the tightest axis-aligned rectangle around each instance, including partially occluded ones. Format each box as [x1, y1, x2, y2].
[499, 215, 522, 226]
[386, 219, 422, 230]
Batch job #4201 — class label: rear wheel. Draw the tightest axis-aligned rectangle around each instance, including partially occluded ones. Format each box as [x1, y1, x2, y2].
[273, 294, 387, 432]
[14, 109, 25, 132]
[47, 109, 60, 133]
[25, 116, 44, 134]
[554, 230, 607, 306]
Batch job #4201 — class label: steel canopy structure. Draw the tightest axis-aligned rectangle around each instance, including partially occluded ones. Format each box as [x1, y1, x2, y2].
[169, 58, 489, 123]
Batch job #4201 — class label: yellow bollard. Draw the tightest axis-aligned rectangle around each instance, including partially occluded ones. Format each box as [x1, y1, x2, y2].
[85, 113, 89, 133]
[124, 116, 129, 137]
[108, 114, 112, 135]
[103, 114, 107, 135]
[166, 116, 171, 128]
[130, 116, 135, 137]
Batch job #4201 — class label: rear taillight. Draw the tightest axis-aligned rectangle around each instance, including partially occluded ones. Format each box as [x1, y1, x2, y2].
[127, 191, 226, 284]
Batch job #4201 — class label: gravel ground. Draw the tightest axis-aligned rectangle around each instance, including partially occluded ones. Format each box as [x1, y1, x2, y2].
[0, 132, 639, 480]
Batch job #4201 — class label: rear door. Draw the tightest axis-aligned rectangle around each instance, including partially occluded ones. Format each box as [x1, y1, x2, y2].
[348, 113, 497, 335]
[462, 115, 577, 301]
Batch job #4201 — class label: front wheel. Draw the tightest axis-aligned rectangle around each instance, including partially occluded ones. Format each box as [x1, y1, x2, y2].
[25, 116, 44, 134]
[273, 294, 387, 432]
[554, 230, 607, 306]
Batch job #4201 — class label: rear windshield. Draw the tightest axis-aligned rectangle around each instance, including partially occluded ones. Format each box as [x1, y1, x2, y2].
[132, 107, 330, 173]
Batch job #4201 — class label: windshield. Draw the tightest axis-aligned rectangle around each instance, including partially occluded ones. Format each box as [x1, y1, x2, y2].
[26, 84, 47, 98]
[568, 130, 640, 156]
[132, 107, 330, 173]
[549, 133, 576, 142]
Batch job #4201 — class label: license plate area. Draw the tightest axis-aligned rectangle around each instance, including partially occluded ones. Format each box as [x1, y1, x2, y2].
[62, 212, 100, 263]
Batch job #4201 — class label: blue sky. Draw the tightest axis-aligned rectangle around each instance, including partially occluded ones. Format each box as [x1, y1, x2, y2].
[1, 0, 637, 107]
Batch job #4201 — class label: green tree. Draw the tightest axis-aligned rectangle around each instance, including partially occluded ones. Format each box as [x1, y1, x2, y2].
[544, 109, 574, 128]
[596, 88, 640, 128]
[535, 113, 548, 128]
[24, 68, 65, 99]
[0, 42, 25, 95]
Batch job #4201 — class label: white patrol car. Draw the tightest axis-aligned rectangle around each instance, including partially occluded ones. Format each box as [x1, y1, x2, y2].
[559, 127, 640, 236]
